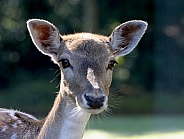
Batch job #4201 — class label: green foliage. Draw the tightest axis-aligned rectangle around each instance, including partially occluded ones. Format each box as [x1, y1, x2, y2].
[0, 0, 184, 115]
[0, 70, 58, 117]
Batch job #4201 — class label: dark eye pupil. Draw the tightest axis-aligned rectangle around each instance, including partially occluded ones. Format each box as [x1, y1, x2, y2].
[59, 59, 71, 68]
[108, 61, 117, 70]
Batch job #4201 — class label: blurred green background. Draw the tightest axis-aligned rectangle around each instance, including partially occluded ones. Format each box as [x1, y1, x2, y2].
[0, 0, 184, 138]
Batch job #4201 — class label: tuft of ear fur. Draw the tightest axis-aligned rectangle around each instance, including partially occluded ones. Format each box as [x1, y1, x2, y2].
[110, 20, 148, 57]
[27, 19, 62, 62]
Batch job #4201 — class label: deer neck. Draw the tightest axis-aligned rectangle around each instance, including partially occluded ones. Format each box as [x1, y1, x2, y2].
[38, 91, 91, 139]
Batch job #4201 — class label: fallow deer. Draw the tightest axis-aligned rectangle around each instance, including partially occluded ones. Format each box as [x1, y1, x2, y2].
[0, 19, 147, 139]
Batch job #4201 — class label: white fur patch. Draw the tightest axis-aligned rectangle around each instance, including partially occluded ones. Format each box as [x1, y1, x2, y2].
[58, 102, 91, 139]
[1, 125, 8, 132]
[16, 120, 22, 124]
[87, 68, 100, 89]
[10, 133, 17, 139]
[9, 111, 17, 119]
[1, 109, 37, 120]
[12, 123, 17, 128]
[11, 120, 22, 129]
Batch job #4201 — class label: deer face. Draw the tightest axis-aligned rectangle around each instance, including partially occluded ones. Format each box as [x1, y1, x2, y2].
[27, 19, 147, 114]
[57, 36, 113, 114]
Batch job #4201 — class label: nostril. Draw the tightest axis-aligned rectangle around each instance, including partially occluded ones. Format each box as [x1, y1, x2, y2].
[84, 94, 92, 102]
[99, 96, 105, 102]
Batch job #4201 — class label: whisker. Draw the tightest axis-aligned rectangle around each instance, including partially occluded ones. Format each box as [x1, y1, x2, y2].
[110, 84, 126, 95]
[100, 107, 113, 120]
[91, 114, 98, 124]
[89, 114, 95, 126]
[49, 68, 60, 75]
[108, 97, 122, 110]
[98, 114, 102, 124]
[50, 72, 61, 83]
[54, 69, 61, 74]
[106, 108, 113, 116]
[101, 113, 108, 120]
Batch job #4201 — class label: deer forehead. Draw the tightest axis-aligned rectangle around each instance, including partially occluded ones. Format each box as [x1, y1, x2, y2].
[60, 33, 112, 64]
[62, 33, 112, 57]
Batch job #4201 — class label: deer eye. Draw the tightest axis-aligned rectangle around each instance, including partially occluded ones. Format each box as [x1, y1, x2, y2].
[58, 59, 71, 69]
[107, 60, 118, 70]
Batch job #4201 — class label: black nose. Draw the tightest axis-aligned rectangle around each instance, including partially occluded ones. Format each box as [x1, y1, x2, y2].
[84, 94, 105, 109]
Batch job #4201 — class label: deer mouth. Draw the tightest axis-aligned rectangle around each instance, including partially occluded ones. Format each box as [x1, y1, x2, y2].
[84, 107, 105, 114]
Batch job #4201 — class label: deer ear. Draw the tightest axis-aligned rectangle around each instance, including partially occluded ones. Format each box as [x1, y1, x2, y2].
[27, 19, 62, 61]
[109, 20, 148, 57]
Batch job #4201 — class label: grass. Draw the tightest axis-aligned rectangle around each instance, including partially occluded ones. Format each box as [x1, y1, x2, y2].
[83, 115, 184, 139]
[84, 130, 184, 139]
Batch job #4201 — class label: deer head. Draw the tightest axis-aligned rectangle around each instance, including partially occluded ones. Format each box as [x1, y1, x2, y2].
[27, 19, 147, 114]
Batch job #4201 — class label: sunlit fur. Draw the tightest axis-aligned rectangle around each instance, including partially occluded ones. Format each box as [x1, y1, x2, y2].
[0, 19, 147, 139]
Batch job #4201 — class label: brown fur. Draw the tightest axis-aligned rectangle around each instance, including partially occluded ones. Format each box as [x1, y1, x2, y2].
[0, 109, 43, 139]
[0, 19, 147, 139]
